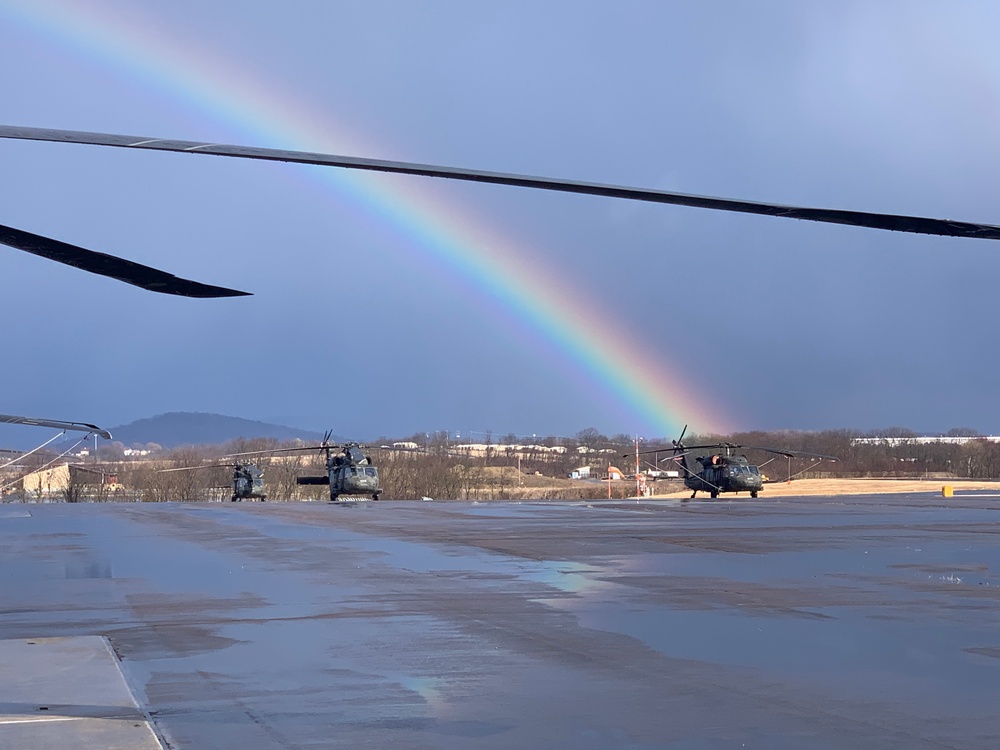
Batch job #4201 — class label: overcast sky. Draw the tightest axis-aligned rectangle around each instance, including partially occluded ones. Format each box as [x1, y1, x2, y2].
[2, 0, 1000, 447]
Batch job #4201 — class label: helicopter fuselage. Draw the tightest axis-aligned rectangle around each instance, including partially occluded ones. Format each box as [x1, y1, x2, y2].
[685, 454, 763, 498]
[331, 463, 380, 499]
[296, 444, 381, 502]
[232, 464, 266, 502]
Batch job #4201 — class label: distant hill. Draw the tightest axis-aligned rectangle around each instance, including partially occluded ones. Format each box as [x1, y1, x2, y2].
[104, 412, 330, 449]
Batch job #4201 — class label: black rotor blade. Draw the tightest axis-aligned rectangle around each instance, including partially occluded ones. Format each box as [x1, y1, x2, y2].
[654, 441, 840, 461]
[158, 463, 240, 473]
[624, 448, 692, 460]
[3, 125, 1000, 240]
[0, 223, 250, 298]
[720, 444, 840, 460]
[637, 442, 726, 456]
[771, 449, 840, 461]
[380, 444, 468, 459]
[0, 413, 111, 440]
[226, 444, 332, 458]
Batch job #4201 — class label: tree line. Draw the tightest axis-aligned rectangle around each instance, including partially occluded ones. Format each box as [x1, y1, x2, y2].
[4, 427, 1000, 503]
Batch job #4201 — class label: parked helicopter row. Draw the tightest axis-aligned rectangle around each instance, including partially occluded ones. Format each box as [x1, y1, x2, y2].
[0, 412, 383, 503]
[228, 433, 382, 503]
[2, 410, 846, 503]
[156, 433, 382, 503]
[2, 412, 847, 503]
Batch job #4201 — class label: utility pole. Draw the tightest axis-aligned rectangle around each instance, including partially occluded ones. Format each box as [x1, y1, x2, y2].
[635, 435, 640, 497]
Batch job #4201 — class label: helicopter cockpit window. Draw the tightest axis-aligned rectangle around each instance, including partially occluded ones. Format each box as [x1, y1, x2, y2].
[750, 466, 760, 475]
[365, 467, 377, 477]
[347, 447, 366, 464]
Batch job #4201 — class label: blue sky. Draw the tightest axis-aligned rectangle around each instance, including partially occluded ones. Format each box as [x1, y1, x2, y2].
[2, 0, 1000, 447]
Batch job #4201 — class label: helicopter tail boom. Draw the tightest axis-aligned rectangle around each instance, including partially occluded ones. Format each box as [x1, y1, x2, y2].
[296, 476, 330, 485]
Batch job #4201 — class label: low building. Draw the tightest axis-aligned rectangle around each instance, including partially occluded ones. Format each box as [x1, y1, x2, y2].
[20, 464, 120, 499]
[850, 436, 1000, 446]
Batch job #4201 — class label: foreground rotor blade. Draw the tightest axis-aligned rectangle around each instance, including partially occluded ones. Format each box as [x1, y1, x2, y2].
[0, 223, 250, 298]
[0, 413, 112, 440]
[3, 125, 1000, 240]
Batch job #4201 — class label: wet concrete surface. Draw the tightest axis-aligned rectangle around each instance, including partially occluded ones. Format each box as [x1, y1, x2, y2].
[2, 493, 1000, 748]
[0, 636, 161, 750]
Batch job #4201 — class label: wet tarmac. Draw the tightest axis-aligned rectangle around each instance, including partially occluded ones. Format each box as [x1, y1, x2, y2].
[2, 493, 1000, 748]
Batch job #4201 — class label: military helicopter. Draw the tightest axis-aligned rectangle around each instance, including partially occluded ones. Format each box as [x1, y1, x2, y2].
[159, 461, 266, 502]
[1, 124, 1000, 297]
[634, 426, 837, 499]
[232, 433, 381, 502]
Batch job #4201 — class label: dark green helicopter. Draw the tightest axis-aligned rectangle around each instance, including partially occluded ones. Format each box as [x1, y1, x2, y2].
[634, 426, 837, 499]
[230, 462, 266, 502]
[159, 461, 266, 502]
[297, 439, 381, 503]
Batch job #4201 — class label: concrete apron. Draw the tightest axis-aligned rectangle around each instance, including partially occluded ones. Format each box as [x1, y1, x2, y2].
[0, 636, 162, 750]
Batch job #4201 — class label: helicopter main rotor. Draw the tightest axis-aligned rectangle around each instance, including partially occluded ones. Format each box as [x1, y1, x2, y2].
[5, 126, 1000, 241]
[2, 124, 1000, 296]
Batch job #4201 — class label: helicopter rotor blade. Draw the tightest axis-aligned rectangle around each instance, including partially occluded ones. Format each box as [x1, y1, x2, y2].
[637, 442, 723, 457]
[4, 125, 1000, 241]
[767, 448, 840, 461]
[381, 444, 475, 459]
[714, 444, 840, 461]
[675, 425, 688, 447]
[158, 463, 238, 473]
[0, 413, 112, 440]
[0, 223, 251, 298]
[658, 451, 694, 461]
[225, 445, 328, 458]
[225, 436, 350, 460]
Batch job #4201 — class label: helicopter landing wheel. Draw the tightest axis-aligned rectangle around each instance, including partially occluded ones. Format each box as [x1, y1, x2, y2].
[751, 491, 758, 498]
[373, 493, 381, 501]
[710, 490, 718, 499]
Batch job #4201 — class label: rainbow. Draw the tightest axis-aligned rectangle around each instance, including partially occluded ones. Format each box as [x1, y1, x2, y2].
[5, 0, 734, 437]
